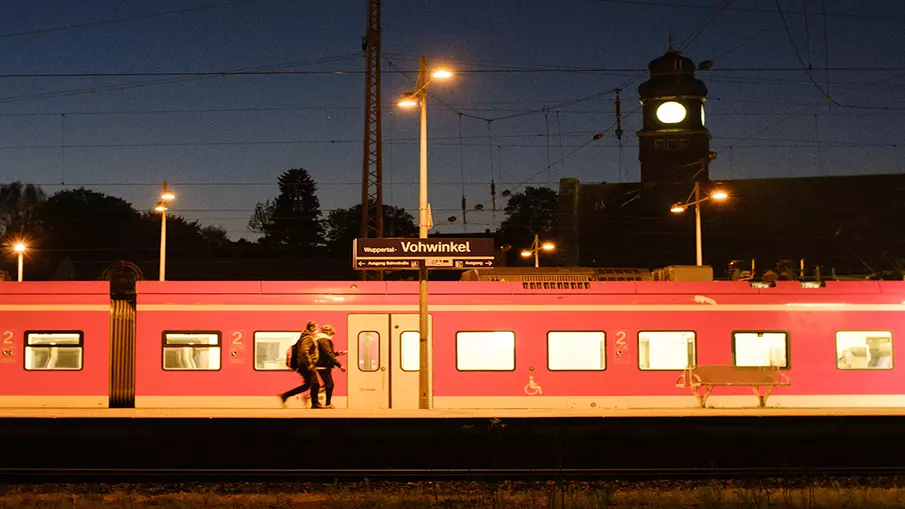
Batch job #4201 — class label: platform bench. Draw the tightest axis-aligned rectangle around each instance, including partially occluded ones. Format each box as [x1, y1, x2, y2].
[675, 365, 790, 408]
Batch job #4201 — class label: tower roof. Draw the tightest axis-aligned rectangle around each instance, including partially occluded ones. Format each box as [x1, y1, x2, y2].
[638, 48, 707, 98]
[648, 50, 697, 75]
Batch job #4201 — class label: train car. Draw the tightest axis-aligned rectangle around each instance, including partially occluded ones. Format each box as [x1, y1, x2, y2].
[0, 281, 111, 408]
[130, 279, 905, 411]
[134, 281, 356, 408]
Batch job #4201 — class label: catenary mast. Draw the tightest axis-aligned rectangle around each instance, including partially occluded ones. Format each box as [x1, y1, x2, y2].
[360, 0, 383, 280]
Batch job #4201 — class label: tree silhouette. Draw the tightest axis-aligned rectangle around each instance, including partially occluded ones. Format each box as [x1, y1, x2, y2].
[200, 225, 230, 247]
[37, 188, 219, 279]
[39, 188, 149, 268]
[247, 199, 274, 236]
[249, 168, 324, 249]
[0, 182, 46, 236]
[498, 186, 560, 265]
[324, 201, 417, 254]
[499, 186, 558, 237]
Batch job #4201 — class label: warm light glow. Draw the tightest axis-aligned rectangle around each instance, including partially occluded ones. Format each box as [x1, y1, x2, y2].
[520, 250, 532, 258]
[398, 94, 418, 108]
[670, 204, 686, 214]
[155, 202, 167, 212]
[13, 242, 26, 253]
[656, 101, 687, 123]
[710, 190, 728, 200]
[541, 242, 556, 251]
[431, 69, 452, 79]
[160, 190, 175, 201]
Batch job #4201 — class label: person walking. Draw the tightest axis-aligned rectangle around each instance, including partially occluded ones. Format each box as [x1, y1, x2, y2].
[315, 324, 345, 409]
[278, 321, 322, 408]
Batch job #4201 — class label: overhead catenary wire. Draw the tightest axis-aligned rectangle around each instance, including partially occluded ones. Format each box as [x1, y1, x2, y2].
[584, 0, 905, 21]
[3, 66, 900, 79]
[0, 0, 259, 40]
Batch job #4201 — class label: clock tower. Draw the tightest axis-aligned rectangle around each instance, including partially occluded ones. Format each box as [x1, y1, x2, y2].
[637, 44, 710, 183]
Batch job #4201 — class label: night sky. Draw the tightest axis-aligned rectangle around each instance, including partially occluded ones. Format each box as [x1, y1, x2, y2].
[1, 0, 902, 240]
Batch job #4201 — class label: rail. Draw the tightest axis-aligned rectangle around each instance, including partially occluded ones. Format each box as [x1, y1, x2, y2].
[3, 466, 905, 482]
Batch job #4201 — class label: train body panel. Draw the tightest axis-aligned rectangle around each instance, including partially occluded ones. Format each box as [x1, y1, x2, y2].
[4, 279, 905, 412]
[0, 282, 110, 408]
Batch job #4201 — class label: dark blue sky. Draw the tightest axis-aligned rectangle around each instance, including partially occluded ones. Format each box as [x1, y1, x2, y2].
[1, 0, 902, 239]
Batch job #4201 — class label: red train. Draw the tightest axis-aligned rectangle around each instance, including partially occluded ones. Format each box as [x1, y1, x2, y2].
[2, 279, 904, 411]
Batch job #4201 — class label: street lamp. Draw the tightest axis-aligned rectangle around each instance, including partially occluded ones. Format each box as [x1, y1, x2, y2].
[155, 181, 176, 281]
[13, 242, 26, 282]
[520, 233, 556, 268]
[669, 181, 728, 266]
[398, 55, 452, 410]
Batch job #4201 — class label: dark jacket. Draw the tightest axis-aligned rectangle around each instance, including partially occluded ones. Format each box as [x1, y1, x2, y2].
[296, 331, 319, 372]
[316, 334, 342, 369]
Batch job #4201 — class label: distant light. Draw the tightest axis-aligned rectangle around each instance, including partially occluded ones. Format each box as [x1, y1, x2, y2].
[711, 190, 728, 201]
[398, 93, 418, 108]
[160, 190, 175, 201]
[155, 202, 167, 212]
[13, 242, 26, 253]
[520, 250, 532, 258]
[432, 69, 452, 79]
[541, 242, 556, 252]
[670, 204, 686, 214]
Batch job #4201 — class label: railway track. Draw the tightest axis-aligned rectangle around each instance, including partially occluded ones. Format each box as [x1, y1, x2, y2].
[3, 466, 905, 483]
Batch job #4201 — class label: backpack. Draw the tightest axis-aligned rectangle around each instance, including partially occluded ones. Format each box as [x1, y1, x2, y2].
[286, 337, 301, 370]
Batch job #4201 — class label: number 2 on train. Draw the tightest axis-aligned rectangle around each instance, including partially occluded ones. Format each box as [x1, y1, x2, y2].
[1, 331, 13, 358]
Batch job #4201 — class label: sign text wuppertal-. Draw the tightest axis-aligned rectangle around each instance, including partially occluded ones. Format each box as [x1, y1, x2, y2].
[353, 238, 495, 270]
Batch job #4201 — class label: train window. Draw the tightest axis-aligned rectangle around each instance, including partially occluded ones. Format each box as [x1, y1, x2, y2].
[547, 331, 606, 371]
[253, 331, 301, 371]
[836, 331, 893, 370]
[163, 332, 221, 371]
[456, 331, 515, 371]
[732, 331, 788, 368]
[400, 331, 419, 372]
[638, 331, 696, 370]
[358, 331, 380, 372]
[24, 331, 83, 371]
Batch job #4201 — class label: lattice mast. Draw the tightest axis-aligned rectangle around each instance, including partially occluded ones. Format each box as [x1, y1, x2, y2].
[360, 0, 383, 280]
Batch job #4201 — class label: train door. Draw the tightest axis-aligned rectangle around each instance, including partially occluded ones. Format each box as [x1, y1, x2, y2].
[389, 313, 432, 410]
[346, 314, 432, 410]
[347, 314, 389, 409]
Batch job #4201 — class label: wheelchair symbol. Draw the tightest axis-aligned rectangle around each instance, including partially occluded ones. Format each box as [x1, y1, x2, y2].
[524, 376, 543, 396]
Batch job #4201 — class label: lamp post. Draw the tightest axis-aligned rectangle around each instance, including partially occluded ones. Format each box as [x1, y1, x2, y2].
[520, 233, 556, 268]
[155, 181, 176, 281]
[13, 242, 26, 282]
[398, 56, 451, 410]
[670, 182, 728, 266]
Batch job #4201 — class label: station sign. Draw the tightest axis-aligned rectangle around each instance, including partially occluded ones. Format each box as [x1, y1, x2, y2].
[353, 238, 495, 270]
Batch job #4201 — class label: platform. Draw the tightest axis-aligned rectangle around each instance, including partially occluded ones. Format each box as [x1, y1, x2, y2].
[3, 406, 905, 419]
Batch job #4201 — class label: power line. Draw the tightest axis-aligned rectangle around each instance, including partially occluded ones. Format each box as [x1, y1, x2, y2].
[2, 66, 904, 78]
[0, 0, 258, 40]
[583, 0, 905, 21]
[0, 54, 361, 105]
[677, 0, 734, 51]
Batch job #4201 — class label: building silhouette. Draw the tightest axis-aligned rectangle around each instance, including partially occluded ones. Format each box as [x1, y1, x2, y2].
[556, 46, 905, 279]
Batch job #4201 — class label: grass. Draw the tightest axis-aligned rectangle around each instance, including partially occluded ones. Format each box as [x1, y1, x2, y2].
[1, 478, 905, 507]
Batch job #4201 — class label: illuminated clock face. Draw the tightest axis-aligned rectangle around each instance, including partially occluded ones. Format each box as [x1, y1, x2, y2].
[656, 101, 687, 124]
[701, 105, 706, 126]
